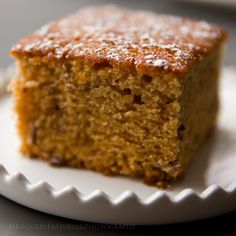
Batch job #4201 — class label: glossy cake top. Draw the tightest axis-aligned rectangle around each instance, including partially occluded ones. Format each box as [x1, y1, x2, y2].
[11, 5, 226, 75]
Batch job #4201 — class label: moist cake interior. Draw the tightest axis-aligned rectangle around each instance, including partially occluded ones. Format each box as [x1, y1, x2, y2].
[13, 45, 220, 187]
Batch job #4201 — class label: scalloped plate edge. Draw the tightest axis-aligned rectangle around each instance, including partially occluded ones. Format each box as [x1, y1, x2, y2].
[1, 163, 236, 205]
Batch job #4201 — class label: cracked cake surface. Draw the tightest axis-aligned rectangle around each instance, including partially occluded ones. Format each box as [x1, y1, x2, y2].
[10, 5, 226, 187]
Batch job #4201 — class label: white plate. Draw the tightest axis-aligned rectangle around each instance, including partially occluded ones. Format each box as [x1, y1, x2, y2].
[0, 67, 236, 225]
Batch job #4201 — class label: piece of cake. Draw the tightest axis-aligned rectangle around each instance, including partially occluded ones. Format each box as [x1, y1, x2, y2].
[10, 5, 226, 187]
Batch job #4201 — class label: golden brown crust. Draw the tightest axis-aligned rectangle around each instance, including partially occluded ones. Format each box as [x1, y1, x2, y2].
[10, 5, 226, 76]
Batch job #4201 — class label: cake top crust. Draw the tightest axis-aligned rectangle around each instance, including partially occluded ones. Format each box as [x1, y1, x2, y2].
[11, 5, 226, 75]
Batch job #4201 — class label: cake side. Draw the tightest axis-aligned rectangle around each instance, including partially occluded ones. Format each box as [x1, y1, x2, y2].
[12, 56, 183, 187]
[11, 41, 223, 187]
[178, 44, 223, 170]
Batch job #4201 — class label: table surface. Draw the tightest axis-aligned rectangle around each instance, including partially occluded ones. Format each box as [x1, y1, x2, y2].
[0, 0, 236, 234]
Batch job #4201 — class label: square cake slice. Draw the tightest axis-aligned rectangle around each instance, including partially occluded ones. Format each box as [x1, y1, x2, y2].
[10, 5, 226, 187]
